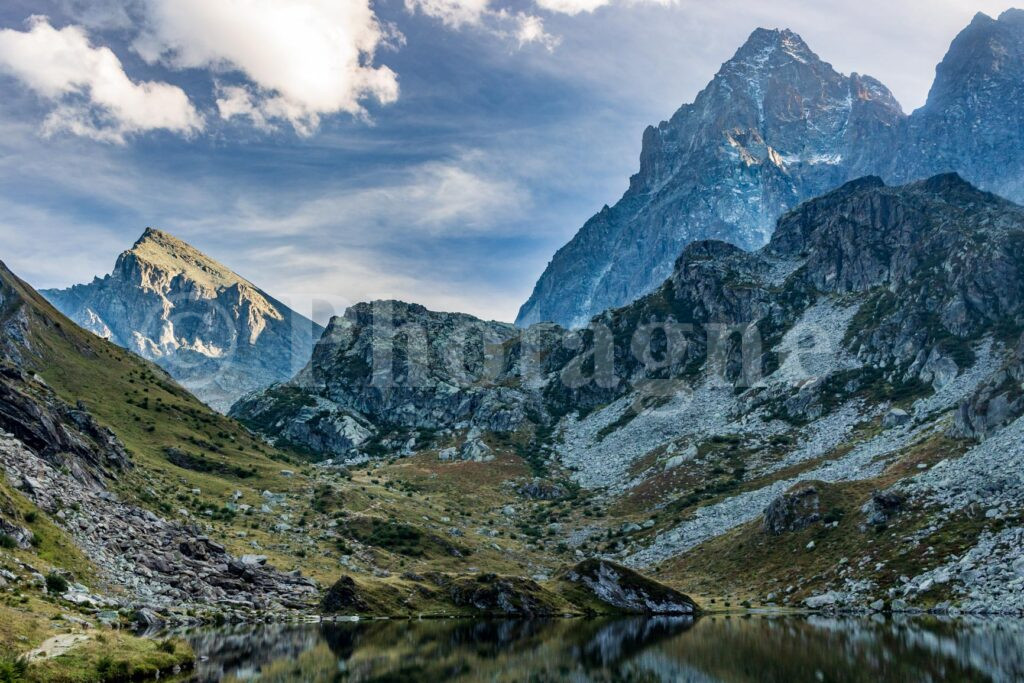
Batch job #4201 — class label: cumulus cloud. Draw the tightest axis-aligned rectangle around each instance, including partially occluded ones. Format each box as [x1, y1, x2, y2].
[0, 16, 203, 143]
[406, 0, 559, 50]
[133, 0, 400, 136]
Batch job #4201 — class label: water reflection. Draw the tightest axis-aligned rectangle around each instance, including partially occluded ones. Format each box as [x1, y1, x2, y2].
[181, 615, 1024, 682]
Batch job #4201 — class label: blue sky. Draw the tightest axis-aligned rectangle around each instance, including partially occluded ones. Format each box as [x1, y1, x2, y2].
[0, 0, 1018, 324]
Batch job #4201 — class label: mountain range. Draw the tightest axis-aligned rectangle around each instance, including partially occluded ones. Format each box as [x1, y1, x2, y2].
[236, 171, 1024, 613]
[2, 11, 1024, 673]
[516, 9, 1024, 329]
[42, 228, 322, 412]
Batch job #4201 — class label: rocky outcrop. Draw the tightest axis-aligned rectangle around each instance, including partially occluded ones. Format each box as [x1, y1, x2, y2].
[43, 229, 322, 411]
[861, 491, 904, 529]
[428, 572, 560, 616]
[561, 560, 697, 615]
[231, 301, 563, 456]
[0, 515, 33, 549]
[320, 576, 370, 614]
[517, 11, 1024, 330]
[953, 333, 1024, 438]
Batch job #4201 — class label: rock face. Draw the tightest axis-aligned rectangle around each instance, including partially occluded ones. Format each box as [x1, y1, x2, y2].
[0, 433, 318, 611]
[42, 228, 322, 411]
[562, 559, 697, 615]
[0, 263, 130, 489]
[953, 333, 1024, 438]
[517, 11, 1024, 329]
[320, 576, 369, 614]
[861, 491, 904, 529]
[231, 301, 563, 455]
[429, 573, 560, 616]
[889, 10, 1024, 201]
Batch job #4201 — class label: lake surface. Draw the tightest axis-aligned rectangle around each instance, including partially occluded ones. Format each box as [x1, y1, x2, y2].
[181, 614, 1024, 682]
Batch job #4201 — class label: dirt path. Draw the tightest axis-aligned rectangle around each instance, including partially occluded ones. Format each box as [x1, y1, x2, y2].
[25, 633, 90, 661]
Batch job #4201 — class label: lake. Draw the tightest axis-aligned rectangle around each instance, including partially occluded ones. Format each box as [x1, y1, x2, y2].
[182, 614, 1024, 682]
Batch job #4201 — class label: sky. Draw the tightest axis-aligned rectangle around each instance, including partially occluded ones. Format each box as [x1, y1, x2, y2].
[0, 0, 1019, 324]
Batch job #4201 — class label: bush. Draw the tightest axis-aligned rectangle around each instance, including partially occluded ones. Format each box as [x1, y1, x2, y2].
[96, 655, 131, 682]
[45, 573, 69, 595]
[0, 654, 28, 683]
[156, 640, 176, 654]
[0, 535, 16, 550]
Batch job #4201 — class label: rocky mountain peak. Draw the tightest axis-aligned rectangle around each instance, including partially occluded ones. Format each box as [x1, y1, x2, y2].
[516, 27, 904, 329]
[728, 27, 816, 69]
[923, 8, 1024, 112]
[517, 12, 1024, 330]
[42, 230, 322, 412]
[118, 227, 260, 299]
[1000, 7, 1024, 23]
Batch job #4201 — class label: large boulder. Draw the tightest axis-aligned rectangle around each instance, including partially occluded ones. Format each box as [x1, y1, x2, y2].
[321, 576, 370, 614]
[861, 490, 904, 528]
[561, 559, 697, 615]
[762, 484, 821, 535]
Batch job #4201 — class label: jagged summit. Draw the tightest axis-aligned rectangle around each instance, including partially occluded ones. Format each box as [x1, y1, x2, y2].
[120, 227, 259, 296]
[923, 8, 1024, 112]
[42, 229, 323, 412]
[729, 27, 817, 67]
[516, 26, 903, 329]
[1000, 7, 1024, 22]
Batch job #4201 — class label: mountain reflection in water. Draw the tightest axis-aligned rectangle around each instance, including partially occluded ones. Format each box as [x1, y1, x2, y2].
[181, 615, 1024, 682]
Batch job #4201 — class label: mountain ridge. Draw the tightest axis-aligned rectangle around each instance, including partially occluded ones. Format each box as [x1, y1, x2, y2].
[233, 172, 1024, 614]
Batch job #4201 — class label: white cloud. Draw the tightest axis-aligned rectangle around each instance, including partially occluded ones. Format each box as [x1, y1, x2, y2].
[534, 0, 673, 15]
[504, 12, 561, 50]
[405, 0, 492, 28]
[0, 16, 203, 143]
[134, 0, 400, 136]
[406, 0, 558, 50]
[534, 0, 612, 14]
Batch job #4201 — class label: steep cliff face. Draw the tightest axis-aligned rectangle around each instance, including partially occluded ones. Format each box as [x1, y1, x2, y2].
[517, 11, 1024, 330]
[515, 28, 903, 329]
[889, 10, 1024, 201]
[0, 263, 130, 489]
[43, 228, 322, 411]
